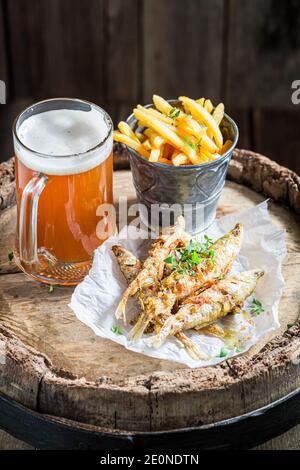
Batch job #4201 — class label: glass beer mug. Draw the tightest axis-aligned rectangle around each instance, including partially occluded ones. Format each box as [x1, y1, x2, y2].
[13, 98, 113, 285]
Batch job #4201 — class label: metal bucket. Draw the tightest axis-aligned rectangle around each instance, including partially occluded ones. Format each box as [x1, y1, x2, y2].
[126, 100, 239, 234]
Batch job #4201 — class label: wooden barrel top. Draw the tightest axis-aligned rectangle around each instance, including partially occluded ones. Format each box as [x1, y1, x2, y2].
[0, 149, 299, 434]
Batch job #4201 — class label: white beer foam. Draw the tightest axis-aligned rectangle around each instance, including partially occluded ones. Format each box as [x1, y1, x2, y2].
[14, 108, 112, 175]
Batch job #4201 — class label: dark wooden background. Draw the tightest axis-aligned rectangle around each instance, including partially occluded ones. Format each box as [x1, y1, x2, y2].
[0, 0, 300, 174]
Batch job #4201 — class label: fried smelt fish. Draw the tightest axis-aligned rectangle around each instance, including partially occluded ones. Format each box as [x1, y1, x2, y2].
[128, 223, 243, 342]
[146, 270, 264, 349]
[112, 245, 204, 360]
[115, 216, 189, 322]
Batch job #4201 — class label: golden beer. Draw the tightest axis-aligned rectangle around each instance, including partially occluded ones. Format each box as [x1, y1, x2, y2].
[13, 98, 113, 285]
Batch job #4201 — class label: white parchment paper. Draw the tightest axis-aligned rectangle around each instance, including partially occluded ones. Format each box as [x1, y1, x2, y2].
[69, 201, 286, 367]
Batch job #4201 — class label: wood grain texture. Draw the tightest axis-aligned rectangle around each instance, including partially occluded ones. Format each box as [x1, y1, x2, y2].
[255, 424, 300, 450]
[0, 1, 7, 87]
[0, 205, 18, 274]
[227, 108, 253, 151]
[226, 0, 300, 109]
[0, 157, 15, 211]
[0, 99, 33, 166]
[142, 0, 224, 103]
[104, 0, 140, 103]
[253, 108, 300, 175]
[0, 430, 33, 450]
[0, 153, 299, 433]
[227, 150, 300, 214]
[6, 0, 104, 102]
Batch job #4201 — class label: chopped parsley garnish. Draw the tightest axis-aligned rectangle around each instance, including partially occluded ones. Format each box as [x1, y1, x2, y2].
[287, 323, 294, 329]
[184, 136, 202, 152]
[111, 325, 122, 335]
[220, 348, 228, 358]
[48, 284, 56, 294]
[8, 251, 14, 262]
[168, 107, 180, 119]
[183, 136, 196, 150]
[250, 298, 264, 316]
[208, 249, 215, 268]
[196, 137, 203, 151]
[164, 235, 215, 276]
[164, 255, 175, 265]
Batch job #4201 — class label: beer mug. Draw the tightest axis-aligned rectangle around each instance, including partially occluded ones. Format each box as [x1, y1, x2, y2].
[13, 98, 113, 285]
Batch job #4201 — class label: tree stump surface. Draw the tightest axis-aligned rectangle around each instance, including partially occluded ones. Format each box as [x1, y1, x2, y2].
[0, 149, 299, 436]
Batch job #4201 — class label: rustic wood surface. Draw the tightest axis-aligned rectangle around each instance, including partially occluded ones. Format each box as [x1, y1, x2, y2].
[0, 430, 33, 450]
[226, 0, 300, 109]
[0, 150, 299, 439]
[0, 2, 7, 88]
[2, 0, 299, 109]
[143, 0, 224, 104]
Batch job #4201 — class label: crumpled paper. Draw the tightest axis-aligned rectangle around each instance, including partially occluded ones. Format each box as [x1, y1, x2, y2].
[69, 201, 286, 367]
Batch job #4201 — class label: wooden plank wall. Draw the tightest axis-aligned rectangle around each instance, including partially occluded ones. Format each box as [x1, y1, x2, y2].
[0, 0, 299, 450]
[0, 0, 299, 173]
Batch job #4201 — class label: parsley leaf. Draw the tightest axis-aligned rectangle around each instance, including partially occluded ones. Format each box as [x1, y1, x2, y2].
[164, 255, 175, 265]
[163, 234, 215, 277]
[204, 234, 213, 249]
[111, 325, 122, 335]
[220, 348, 228, 358]
[287, 323, 294, 329]
[8, 251, 14, 262]
[250, 298, 264, 316]
[191, 251, 200, 265]
[168, 107, 180, 119]
[196, 137, 203, 151]
[208, 249, 215, 268]
[183, 136, 196, 150]
[48, 284, 58, 294]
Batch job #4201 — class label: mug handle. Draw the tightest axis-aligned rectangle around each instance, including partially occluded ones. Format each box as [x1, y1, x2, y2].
[19, 173, 48, 265]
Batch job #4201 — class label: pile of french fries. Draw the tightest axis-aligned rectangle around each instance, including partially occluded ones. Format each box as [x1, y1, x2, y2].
[113, 95, 233, 166]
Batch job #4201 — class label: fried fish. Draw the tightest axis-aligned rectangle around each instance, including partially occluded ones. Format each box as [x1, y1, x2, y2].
[112, 245, 205, 360]
[128, 223, 243, 341]
[115, 216, 190, 322]
[146, 269, 264, 349]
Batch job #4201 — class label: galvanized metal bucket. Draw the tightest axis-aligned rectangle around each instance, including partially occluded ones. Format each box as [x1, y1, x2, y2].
[126, 100, 239, 234]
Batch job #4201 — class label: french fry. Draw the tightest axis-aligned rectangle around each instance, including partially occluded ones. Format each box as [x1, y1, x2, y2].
[114, 92, 229, 166]
[213, 103, 225, 126]
[142, 138, 152, 151]
[162, 143, 174, 159]
[179, 96, 223, 149]
[113, 131, 150, 159]
[135, 131, 146, 143]
[196, 98, 205, 106]
[149, 148, 161, 162]
[200, 148, 217, 161]
[144, 128, 165, 148]
[176, 116, 207, 141]
[172, 153, 189, 166]
[152, 94, 174, 115]
[200, 134, 219, 153]
[207, 129, 213, 140]
[137, 105, 173, 125]
[204, 99, 213, 113]
[137, 106, 176, 131]
[133, 108, 198, 164]
[158, 157, 172, 165]
[118, 121, 140, 143]
[221, 139, 233, 155]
